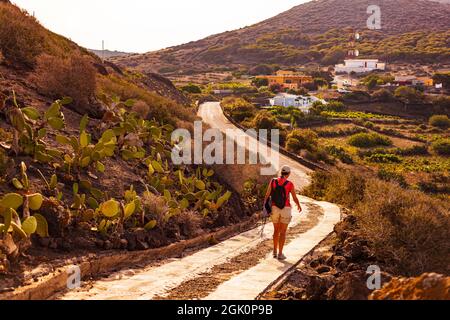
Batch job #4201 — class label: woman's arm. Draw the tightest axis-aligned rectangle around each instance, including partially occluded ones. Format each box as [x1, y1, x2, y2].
[263, 181, 272, 204]
[291, 188, 302, 212]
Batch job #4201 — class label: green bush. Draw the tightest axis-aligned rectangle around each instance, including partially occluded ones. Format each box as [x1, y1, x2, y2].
[431, 139, 450, 156]
[252, 111, 280, 130]
[325, 145, 354, 164]
[251, 78, 269, 88]
[372, 89, 395, 102]
[366, 153, 402, 163]
[429, 115, 450, 129]
[348, 132, 392, 148]
[395, 145, 429, 156]
[285, 129, 318, 154]
[181, 84, 202, 94]
[394, 86, 423, 104]
[222, 97, 256, 122]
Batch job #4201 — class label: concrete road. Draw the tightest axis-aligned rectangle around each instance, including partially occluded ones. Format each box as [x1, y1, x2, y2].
[198, 102, 312, 190]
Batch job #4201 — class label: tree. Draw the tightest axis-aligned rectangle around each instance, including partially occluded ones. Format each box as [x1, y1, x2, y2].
[372, 89, 394, 102]
[251, 77, 269, 88]
[314, 77, 328, 88]
[269, 83, 282, 93]
[394, 86, 423, 104]
[367, 78, 378, 91]
[252, 111, 280, 130]
[286, 129, 318, 153]
[181, 83, 201, 94]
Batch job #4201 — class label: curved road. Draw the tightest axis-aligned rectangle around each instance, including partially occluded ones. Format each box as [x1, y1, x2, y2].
[198, 102, 312, 189]
[54, 102, 340, 300]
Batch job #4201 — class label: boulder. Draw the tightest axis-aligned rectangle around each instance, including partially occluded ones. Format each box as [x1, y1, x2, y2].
[327, 271, 371, 300]
[370, 273, 450, 300]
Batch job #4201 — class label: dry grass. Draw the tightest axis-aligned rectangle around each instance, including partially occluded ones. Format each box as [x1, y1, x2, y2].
[304, 170, 450, 276]
[33, 54, 96, 107]
[0, 2, 93, 68]
[98, 75, 196, 126]
[0, 3, 44, 67]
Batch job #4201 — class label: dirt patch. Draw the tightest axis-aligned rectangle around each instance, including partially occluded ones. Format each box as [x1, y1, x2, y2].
[155, 202, 324, 300]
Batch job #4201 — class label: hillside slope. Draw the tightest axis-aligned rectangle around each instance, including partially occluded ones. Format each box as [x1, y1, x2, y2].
[0, 1, 251, 281]
[112, 0, 450, 74]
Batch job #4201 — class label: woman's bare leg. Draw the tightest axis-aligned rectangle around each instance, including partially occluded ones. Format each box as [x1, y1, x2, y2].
[278, 223, 289, 255]
[273, 223, 280, 255]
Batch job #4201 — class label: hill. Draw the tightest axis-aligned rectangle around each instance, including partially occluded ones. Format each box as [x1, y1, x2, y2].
[0, 0, 248, 278]
[89, 49, 133, 59]
[111, 0, 450, 75]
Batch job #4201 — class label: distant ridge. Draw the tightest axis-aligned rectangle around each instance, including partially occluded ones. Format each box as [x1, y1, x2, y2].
[111, 0, 450, 74]
[89, 49, 132, 59]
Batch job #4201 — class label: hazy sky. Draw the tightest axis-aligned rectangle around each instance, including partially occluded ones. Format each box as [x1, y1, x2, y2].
[12, 0, 307, 53]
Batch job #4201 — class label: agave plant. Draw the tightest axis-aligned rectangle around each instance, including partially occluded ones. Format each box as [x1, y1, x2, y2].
[6, 91, 67, 163]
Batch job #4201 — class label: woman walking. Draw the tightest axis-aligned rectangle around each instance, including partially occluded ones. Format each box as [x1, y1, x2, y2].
[264, 165, 302, 260]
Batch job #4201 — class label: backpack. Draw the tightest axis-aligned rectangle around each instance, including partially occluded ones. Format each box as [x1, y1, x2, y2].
[271, 179, 289, 209]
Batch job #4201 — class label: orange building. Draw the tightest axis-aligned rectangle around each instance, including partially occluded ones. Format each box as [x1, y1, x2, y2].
[260, 70, 313, 90]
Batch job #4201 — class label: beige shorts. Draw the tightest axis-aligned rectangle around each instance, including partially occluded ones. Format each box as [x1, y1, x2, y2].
[271, 206, 292, 225]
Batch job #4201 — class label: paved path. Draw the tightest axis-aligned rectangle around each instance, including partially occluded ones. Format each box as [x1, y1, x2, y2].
[55, 102, 340, 300]
[205, 201, 340, 300]
[57, 196, 319, 300]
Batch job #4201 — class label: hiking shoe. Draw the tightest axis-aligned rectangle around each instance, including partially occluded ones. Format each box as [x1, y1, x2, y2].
[273, 251, 278, 258]
[278, 253, 287, 260]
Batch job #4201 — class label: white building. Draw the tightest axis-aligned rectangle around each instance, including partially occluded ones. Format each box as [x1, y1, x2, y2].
[335, 59, 386, 74]
[269, 93, 325, 114]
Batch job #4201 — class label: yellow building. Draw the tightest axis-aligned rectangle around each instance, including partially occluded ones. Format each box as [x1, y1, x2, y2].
[261, 70, 313, 90]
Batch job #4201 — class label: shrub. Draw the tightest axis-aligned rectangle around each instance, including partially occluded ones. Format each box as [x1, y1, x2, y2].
[395, 145, 429, 156]
[363, 121, 375, 129]
[98, 75, 195, 126]
[325, 145, 354, 164]
[366, 153, 402, 163]
[304, 170, 450, 275]
[0, 3, 44, 67]
[431, 139, 450, 156]
[429, 115, 450, 129]
[252, 111, 280, 130]
[377, 168, 407, 188]
[34, 54, 96, 108]
[181, 83, 201, 94]
[285, 129, 318, 154]
[269, 83, 282, 93]
[132, 100, 150, 119]
[325, 101, 346, 112]
[222, 97, 255, 122]
[251, 78, 269, 88]
[372, 89, 395, 102]
[348, 132, 392, 148]
[394, 86, 423, 104]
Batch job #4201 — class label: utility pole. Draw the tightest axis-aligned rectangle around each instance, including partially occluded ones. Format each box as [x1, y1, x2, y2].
[102, 40, 105, 63]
